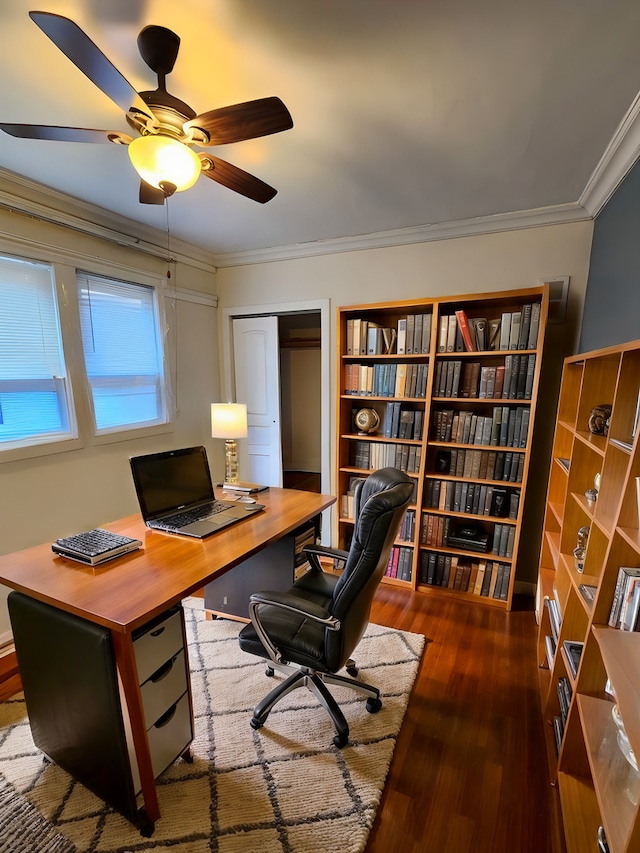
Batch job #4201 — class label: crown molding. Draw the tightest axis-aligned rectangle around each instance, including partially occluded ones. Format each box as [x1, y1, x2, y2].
[211, 202, 591, 268]
[579, 90, 640, 217]
[0, 168, 217, 273]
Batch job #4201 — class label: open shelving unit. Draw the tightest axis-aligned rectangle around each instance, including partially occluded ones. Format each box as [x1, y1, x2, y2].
[336, 285, 549, 611]
[535, 339, 640, 853]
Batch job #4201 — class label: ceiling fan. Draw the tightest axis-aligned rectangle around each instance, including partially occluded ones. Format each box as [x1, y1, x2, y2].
[0, 11, 293, 205]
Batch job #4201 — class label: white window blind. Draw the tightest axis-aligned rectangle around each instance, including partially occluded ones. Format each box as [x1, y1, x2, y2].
[77, 272, 167, 432]
[0, 254, 74, 448]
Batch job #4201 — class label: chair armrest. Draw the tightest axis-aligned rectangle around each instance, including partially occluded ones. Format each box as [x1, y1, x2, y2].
[248, 590, 341, 665]
[303, 543, 349, 571]
[249, 590, 340, 627]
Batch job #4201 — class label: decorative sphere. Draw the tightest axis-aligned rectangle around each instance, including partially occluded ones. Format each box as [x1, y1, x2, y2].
[355, 408, 380, 434]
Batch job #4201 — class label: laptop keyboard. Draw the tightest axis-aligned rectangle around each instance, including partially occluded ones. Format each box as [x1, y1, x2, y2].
[156, 502, 227, 529]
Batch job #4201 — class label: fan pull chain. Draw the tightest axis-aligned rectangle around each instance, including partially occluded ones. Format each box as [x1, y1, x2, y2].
[165, 200, 171, 280]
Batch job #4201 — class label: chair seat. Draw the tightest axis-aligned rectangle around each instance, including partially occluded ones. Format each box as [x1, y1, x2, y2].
[239, 568, 339, 671]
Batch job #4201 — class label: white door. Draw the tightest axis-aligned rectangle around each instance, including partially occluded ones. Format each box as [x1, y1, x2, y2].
[233, 316, 283, 486]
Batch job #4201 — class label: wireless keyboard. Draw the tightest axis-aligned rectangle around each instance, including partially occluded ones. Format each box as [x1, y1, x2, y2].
[52, 528, 142, 566]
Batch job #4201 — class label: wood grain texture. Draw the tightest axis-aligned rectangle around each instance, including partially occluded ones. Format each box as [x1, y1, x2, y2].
[366, 586, 564, 853]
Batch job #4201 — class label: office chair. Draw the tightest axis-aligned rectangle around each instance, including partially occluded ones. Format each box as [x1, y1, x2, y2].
[238, 467, 414, 747]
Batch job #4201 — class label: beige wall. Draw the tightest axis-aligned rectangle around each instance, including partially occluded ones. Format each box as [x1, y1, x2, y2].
[216, 220, 595, 588]
[0, 207, 220, 639]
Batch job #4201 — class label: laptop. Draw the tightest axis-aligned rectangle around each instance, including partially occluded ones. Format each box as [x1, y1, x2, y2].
[130, 446, 264, 539]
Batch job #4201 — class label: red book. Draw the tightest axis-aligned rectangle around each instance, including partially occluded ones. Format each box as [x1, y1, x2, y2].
[455, 310, 477, 352]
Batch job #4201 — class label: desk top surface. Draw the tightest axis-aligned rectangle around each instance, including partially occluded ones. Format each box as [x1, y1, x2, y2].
[0, 488, 334, 633]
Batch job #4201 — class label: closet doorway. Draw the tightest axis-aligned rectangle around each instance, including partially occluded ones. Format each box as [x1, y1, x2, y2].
[222, 299, 331, 536]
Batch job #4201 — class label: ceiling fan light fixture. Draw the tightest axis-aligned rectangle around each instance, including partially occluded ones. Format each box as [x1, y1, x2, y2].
[128, 134, 201, 192]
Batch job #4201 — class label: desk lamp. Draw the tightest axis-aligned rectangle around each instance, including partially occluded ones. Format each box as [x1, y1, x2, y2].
[211, 403, 248, 487]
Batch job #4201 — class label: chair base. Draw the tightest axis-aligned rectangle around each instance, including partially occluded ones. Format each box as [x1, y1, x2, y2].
[250, 663, 382, 748]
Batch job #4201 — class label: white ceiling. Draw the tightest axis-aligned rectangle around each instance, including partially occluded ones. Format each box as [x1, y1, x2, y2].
[1, 0, 640, 261]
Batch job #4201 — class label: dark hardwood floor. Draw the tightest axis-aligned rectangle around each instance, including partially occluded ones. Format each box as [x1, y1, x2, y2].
[366, 586, 564, 853]
[0, 584, 564, 852]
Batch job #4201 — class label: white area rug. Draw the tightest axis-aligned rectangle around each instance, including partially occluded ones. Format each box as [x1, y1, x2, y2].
[0, 598, 424, 852]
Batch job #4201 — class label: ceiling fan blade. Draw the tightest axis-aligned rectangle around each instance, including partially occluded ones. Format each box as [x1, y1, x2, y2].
[29, 11, 156, 123]
[200, 155, 277, 203]
[139, 180, 166, 205]
[0, 123, 121, 143]
[185, 97, 293, 145]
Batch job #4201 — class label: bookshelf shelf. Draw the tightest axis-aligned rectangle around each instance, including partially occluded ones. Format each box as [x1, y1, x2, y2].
[535, 338, 640, 853]
[337, 286, 549, 609]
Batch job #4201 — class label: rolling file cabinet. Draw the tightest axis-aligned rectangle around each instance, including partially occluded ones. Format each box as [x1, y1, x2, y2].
[8, 592, 193, 832]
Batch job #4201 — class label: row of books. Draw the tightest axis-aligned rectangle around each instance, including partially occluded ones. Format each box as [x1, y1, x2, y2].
[341, 478, 418, 521]
[349, 439, 422, 473]
[397, 508, 416, 543]
[553, 676, 573, 754]
[378, 403, 423, 440]
[418, 552, 511, 599]
[346, 314, 432, 356]
[432, 406, 530, 449]
[432, 354, 535, 400]
[423, 481, 519, 518]
[433, 447, 524, 483]
[384, 545, 413, 581]
[493, 522, 516, 558]
[608, 566, 640, 631]
[340, 475, 367, 519]
[343, 362, 429, 398]
[437, 303, 541, 353]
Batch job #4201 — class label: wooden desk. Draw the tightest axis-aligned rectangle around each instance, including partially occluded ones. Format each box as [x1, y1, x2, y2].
[0, 487, 334, 832]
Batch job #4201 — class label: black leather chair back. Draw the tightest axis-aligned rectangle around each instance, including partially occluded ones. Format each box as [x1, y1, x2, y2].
[326, 467, 413, 670]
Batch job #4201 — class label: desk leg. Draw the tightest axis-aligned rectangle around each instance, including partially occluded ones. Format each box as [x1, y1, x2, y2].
[111, 631, 160, 830]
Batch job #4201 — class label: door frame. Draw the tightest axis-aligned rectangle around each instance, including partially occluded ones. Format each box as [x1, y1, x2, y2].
[221, 299, 332, 539]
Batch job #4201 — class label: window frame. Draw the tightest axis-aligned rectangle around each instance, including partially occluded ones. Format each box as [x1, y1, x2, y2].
[0, 244, 175, 464]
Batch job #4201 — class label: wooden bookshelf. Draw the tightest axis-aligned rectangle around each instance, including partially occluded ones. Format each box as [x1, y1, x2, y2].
[336, 285, 549, 610]
[535, 339, 640, 853]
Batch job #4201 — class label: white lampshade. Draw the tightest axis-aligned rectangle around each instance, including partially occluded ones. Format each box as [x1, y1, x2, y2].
[128, 135, 201, 192]
[211, 403, 248, 439]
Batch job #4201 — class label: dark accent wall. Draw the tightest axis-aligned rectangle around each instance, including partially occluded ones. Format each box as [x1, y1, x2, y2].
[579, 158, 640, 352]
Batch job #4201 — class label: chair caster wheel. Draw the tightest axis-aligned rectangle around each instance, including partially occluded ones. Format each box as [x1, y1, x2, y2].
[346, 665, 359, 677]
[333, 732, 348, 748]
[250, 717, 263, 730]
[366, 697, 382, 713]
[265, 666, 275, 677]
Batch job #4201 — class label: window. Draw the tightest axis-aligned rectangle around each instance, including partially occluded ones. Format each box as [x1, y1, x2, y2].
[0, 251, 171, 458]
[77, 272, 168, 433]
[0, 254, 75, 449]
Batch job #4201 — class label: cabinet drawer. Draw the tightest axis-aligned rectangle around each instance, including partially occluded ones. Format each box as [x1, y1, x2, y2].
[148, 692, 192, 780]
[140, 649, 188, 728]
[134, 609, 183, 685]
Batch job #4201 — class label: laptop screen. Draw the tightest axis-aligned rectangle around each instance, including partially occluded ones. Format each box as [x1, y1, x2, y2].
[130, 446, 215, 521]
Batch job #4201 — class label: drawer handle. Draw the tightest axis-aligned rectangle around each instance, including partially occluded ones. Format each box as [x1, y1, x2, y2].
[155, 703, 178, 729]
[150, 654, 178, 684]
[150, 626, 166, 637]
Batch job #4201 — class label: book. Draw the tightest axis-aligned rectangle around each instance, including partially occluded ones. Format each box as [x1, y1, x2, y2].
[455, 309, 477, 352]
[437, 315, 448, 353]
[527, 301, 541, 348]
[473, 317, 487, 351]
[499, 313, 512, 349]
[397, 318, 407, 354]
[562, 640, 584, 679]
[509, 312, 521, 349]
[608, 567, 640, 628]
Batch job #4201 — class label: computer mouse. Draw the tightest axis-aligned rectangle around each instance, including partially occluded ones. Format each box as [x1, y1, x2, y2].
[237, 496, 256, 504]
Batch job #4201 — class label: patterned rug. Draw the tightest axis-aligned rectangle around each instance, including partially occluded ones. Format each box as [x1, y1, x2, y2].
[0, 598, 424, 853]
